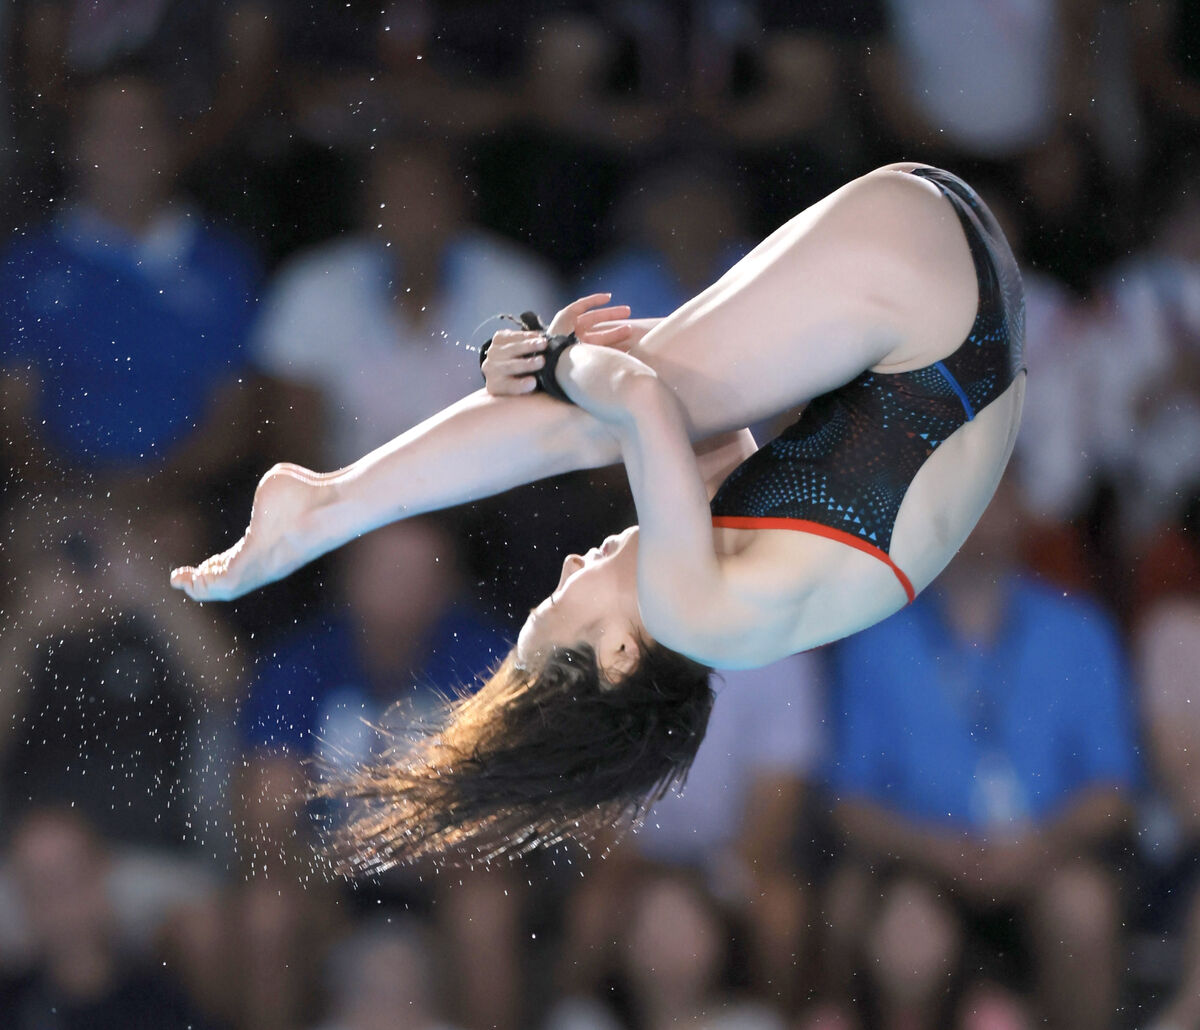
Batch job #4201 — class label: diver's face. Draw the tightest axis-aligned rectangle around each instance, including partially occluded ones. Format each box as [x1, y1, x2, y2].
[515, 526, 642, 679]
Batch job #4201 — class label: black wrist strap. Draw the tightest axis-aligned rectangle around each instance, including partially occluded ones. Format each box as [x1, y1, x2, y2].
[533, 332, 578, 404]
[479, 311, 579, 405]
[480, 311, 544, 369]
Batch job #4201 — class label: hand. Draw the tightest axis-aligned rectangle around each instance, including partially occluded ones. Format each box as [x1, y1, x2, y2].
[975, 833, 1053, 901]
[547, 292, 633, 345]
[170, 463, 320, 601]
[483, 293, 632, 397]
[481, 328, 547, 396]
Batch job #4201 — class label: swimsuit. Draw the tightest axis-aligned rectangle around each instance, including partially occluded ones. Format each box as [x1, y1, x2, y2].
[709, 167, 1026, 603]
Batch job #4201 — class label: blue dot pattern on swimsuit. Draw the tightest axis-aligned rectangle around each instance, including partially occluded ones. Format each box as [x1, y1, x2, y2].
[709, 167, 1027, 603]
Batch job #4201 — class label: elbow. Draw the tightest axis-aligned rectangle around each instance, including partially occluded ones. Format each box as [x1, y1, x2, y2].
[615, 369, 679, 432]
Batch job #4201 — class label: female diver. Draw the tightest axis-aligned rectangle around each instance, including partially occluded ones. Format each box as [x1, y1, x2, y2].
[171, 163, 1025, 869]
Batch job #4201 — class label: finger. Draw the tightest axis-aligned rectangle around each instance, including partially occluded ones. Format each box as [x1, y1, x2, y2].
[574, 305, 631, 328]
[489, 376, 537, 396]
[500, 354, 546, 374]
[566, 292, 613, 314]
[497, 334, 546, 358]
[490, 329, 539, 348]
[585, 325, 635, 348]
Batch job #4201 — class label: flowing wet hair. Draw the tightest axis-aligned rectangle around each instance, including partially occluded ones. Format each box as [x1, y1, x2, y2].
[311, 639, 714, 873]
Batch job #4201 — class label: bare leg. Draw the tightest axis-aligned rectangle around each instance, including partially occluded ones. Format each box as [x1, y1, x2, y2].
[1027, 860, 1120, 1030]
[173, 167, 978, 600]
[1153, 884, 1200, 1028]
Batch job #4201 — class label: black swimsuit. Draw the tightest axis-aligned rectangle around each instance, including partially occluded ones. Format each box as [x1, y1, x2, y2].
[709, 167, 1026, 602]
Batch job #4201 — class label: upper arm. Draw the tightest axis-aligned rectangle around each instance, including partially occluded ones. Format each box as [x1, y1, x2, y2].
[695, 429, 757, 498]
[641, 544, 815, 668]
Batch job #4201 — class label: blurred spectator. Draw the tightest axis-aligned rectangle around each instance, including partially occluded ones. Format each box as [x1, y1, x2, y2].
[250, 131, 560, 468]
[311, 918, 464, 1030]
[1089, 175, 1200, 542]
[16, 1, 278, 151]
[583, 160, 752, 317]
[237, 517, 517, 1030]
[548, 869, 786, 1030]
[240, 517, 507, 776]
[550, 654, 825, 1020]
[867, 0, 1061, 159]
[1131, 598, 1200, 1030]
[285, 1, 524, 152]
[1014, 126, 1129, 292]
[1132, 0, 1200, 177]
[472, 12, 668, 276]
[0, 806, 220, 1029]
[824, 477, 1139, 1030]
[694, 4, 886, 232]
[156, 875, 342, 1030]
[866, 0, 1096, 162]
[0, 495, 242, 853]
[0, 66, 261, 501]
[622, 870, 785, 1030]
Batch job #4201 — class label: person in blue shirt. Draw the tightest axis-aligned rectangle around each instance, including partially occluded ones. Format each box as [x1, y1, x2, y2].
[580, 161, 752, 323]
[236, 515, 516, 1030]
[0, 66, 258, 494]
[825, 476, 1140, 1030]
[241, 517, 509, 770]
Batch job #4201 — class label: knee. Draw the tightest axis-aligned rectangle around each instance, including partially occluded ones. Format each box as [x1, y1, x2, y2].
[1032, 861, 1119, 948]
[868, 876, 962, 1003]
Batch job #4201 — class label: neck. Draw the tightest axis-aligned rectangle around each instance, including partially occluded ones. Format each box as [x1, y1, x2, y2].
[388, 246, 443, 320]
[85, 192, 168, 237]
[46, 945, 115, 1000]
[937, 563, 1010, 646]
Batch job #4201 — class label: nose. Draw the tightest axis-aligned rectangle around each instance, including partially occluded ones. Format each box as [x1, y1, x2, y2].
[562, 553, 585, 577]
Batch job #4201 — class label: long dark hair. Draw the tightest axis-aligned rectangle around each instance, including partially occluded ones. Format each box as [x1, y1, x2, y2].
[311, 639, 714, 873]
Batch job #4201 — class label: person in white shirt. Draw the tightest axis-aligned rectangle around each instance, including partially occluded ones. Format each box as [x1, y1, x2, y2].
[251, 132, 561, 467]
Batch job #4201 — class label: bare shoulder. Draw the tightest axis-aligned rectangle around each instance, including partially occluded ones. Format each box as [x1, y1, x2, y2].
[654, 530, 861, 668]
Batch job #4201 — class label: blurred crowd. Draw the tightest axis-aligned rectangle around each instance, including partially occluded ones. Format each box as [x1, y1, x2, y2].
[0, 1, 1198, 1029]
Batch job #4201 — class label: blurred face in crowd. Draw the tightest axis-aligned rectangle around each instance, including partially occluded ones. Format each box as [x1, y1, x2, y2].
[11, 810, 113, 960]
[73, 74, 177, 220]
[336, 931, 435, 1030]
[343, 519, 460, 640]
[368, 141, 464, 256]
[948, 472, 1024, 577]
[515, 525, 643, 683]
[626, 875, 723, 1008]
[641, 169, 741, 267]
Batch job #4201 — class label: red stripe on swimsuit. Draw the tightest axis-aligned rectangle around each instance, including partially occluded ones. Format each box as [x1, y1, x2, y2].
[712, 515, 917, 604]
[708, 167, 1025, 610]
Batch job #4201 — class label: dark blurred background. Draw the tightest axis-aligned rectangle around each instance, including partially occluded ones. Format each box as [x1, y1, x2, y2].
[0, 2, 1198, 1029]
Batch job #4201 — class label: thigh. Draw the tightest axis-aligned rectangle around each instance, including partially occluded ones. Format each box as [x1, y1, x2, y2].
[627, 165, 979, 439]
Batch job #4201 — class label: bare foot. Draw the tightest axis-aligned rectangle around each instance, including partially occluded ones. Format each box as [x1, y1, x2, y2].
[170, 463, 323, 601]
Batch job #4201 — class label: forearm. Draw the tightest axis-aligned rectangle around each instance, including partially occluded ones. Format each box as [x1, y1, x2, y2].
[614, 377, 720, 577]
[307, 387, 622, 552]
[1042, 784, 1131, 857]
[835, 800, 970, 880]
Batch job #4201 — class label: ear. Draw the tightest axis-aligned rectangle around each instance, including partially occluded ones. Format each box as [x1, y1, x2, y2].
[598, 628, 640, 685]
